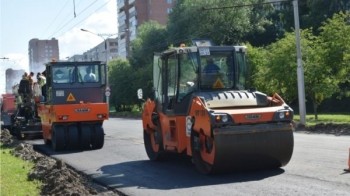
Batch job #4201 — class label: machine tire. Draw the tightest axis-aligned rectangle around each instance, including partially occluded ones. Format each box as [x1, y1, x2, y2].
[52, 125, 65, 151]
[91, 125, 104, 150]
[9, 115, 16, 136]
[143, 129, 165, 161]
[16, 129, 25, 140]
[80, 124, 92, 150]
[67, 125, 79, 150]
[44, 138, 51, 145]
[191, 131, 214, 174]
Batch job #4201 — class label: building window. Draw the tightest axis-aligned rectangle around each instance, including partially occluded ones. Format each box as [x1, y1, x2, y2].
[167, 8, 173, 14]
[166, 0, 172, 4]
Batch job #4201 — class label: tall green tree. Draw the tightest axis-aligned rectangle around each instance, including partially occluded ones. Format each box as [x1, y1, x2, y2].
[108, 58, 136, 111]
[249, 11, 350, 119]
[252, 32, 299, 104]
[271, 0, 350, 35]
[317, 12, 350, 97]
[302, 30, 339, 119]
[167, 0, 271, 46]
[305, 0, 350, 33]
[129, 21, 168, 68]
[128, 21, 168, 103]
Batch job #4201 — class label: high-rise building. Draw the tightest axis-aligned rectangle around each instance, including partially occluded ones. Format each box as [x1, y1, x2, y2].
[29, 38, 59, 73]
[117, 0, 176, 58]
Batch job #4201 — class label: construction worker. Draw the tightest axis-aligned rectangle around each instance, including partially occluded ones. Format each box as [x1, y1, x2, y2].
[27, 72, 34, 96]
[37, 72, 47, 100]
[18, 72, 30, 97]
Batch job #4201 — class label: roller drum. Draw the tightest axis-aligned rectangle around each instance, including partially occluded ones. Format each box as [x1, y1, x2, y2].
[210, 123, 294, 173]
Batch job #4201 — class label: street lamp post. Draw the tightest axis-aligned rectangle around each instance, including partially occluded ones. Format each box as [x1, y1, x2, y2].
[292, 0, 306, 126]
[81, 28, 115, 107]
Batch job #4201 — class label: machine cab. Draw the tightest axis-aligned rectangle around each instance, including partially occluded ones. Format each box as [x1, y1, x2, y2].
[153, 44, 248, 115]
[44, 61, 107, 104]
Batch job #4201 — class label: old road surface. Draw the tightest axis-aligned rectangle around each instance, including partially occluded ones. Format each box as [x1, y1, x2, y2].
[27, 118, 350, 196]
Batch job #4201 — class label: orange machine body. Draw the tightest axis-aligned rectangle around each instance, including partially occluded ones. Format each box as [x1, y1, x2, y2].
[36, 61, 109, 151]
[141, 44, 294, 174]
[1, 93, 16, 128]
[38, 103, 108, 141]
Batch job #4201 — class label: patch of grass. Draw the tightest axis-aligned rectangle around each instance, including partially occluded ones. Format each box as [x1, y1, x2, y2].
[0, 144, 42, 196]
[294, 113, 350, 126]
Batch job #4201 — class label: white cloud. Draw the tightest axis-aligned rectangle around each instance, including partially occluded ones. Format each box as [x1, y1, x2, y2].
[0, 0, 117, 94]
[58, 0, 117, 59]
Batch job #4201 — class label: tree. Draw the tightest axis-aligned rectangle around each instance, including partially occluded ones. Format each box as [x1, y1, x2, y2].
[245, 43, 269, 91]
[302, 30, 338, 119]
[305, 0, 350, 34]
[129, 21, 168, 68]
[251, 32, 299, 104]
[249, 14, 349, 119]
[317, 12, 350, 97]
[108, 58, 136, 111]
[167, 0, 271, 46]
[127, 21, 168, 106]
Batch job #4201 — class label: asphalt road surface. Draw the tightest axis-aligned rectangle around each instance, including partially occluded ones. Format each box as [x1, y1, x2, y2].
[28, 118, 350, 196]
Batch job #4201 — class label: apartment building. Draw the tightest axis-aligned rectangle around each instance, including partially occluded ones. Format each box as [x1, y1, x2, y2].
[117, 0, 176, 58]
[28, 38, 59, 73]
[68, 38, 118, 63]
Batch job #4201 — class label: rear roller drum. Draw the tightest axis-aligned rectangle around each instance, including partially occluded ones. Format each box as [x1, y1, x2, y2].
[80, 124, 92, 150]
[52, 125, 65, 151]
[44, 137, 51, 145]
[67, 125, 79, 149]
[91, 125, 104, 150]
[144, 129, 165, 161]
[191, 131, 216, 174]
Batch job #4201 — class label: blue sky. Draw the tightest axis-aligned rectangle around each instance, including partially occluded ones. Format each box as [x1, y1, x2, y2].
[0, 0, 117, 94]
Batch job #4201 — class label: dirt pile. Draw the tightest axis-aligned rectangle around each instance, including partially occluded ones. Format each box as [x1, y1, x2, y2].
[0, 129, 116, 196]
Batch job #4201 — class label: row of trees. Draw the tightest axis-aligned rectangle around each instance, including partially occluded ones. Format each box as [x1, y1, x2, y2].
[108, 0, 350, 118]
[248, 12, 350, 118]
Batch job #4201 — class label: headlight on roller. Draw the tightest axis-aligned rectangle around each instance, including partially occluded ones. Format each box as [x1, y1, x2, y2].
[274, 110, 293, 121]
[221, 115, 228, 123]
[213, 113, 232, 124]
[279, 112, 285, 119]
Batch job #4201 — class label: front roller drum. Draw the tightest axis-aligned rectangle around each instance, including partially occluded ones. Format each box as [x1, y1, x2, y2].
[191, 123, 294, 174]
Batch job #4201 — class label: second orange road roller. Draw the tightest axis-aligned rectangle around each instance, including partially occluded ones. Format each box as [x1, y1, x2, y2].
[139, 40, 294, 174]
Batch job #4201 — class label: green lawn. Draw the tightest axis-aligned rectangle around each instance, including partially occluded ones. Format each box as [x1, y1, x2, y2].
[0, 144, 42, 196]
[294, 113, 350, 126]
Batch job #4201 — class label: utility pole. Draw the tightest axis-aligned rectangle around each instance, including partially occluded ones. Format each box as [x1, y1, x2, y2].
[293, 0, 306, 126]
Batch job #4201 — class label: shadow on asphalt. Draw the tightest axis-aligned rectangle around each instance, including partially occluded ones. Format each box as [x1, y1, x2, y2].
[33, 144, 92, 155]
[92, 154, 285, 190]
